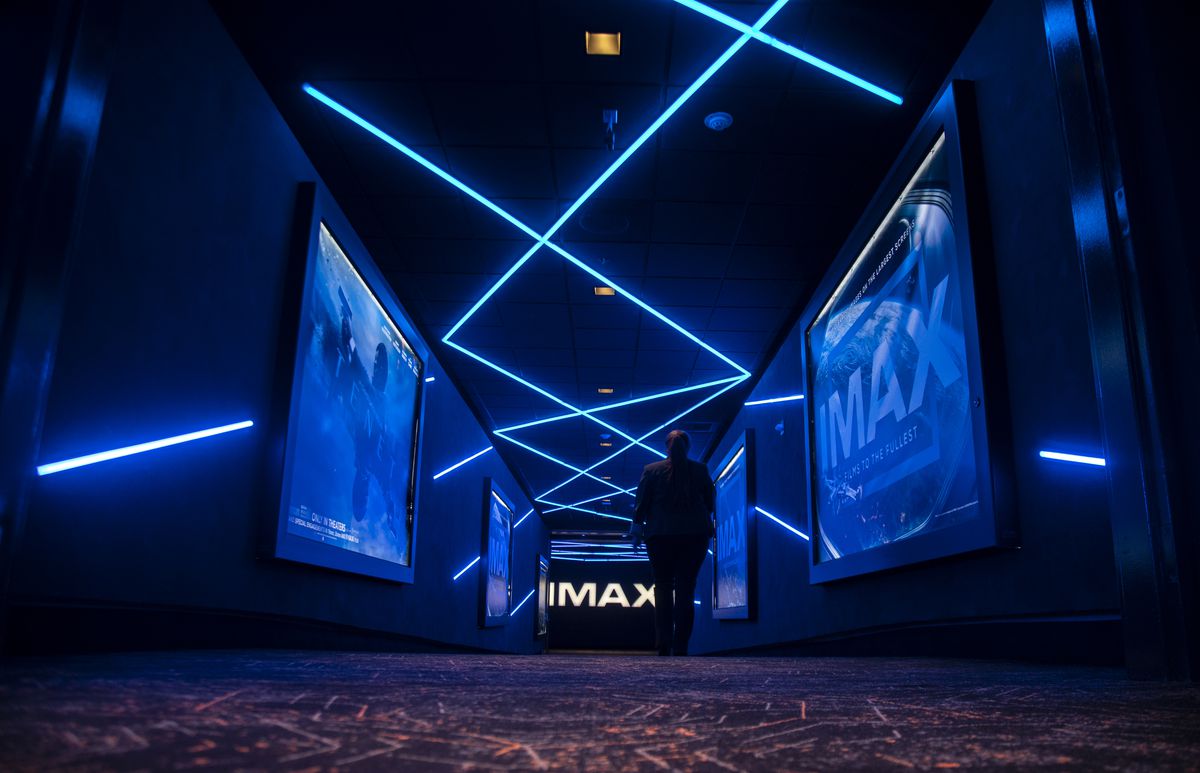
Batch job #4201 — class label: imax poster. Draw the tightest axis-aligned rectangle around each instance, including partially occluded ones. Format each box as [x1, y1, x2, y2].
[714, 447, 749, 612]
[485, 492, 512, 620]
[807, 133, 979, 564]
[283, 223, 422, 568]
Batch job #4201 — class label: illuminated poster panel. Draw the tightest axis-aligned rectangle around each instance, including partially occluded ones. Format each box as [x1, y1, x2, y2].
[479, 479, 513, 627]
[274, 191, 426, 584]
[803, 82, 1014, 583]
[712, 430, 755, 619]
[535, 555, 550, 638]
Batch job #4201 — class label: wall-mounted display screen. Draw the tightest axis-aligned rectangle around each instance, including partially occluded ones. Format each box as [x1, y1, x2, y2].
[535, 555, 550, 638]
[479, 479, 513, 627]
[275, 203, 425, 583]
[803, 82, 1012, 583]
[712, 430, 755, 619]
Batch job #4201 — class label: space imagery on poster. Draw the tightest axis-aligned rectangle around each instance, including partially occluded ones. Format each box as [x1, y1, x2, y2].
[712, 433, 754, 619]
[481, 483, 513, 626]
[280, 222, 423, 574]
[807, 131, 982, 571]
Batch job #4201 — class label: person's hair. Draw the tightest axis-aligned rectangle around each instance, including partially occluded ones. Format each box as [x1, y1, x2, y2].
[665, 430, 694, 509]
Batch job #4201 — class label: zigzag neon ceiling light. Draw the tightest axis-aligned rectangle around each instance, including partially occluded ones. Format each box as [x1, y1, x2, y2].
[304, 0, 900, 520]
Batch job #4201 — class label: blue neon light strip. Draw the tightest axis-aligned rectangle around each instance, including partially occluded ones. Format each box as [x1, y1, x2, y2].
[744, 394, 805, 406]
[755, 505, 810, 541]
[513, 508, 535, 528]
[495, 377, 744, 434]
[494, 432, 631, 497]
[511, 588, 537, 615]
[552, 556, 649, 563]
[542, 242, 751, 377]
[670, 0, 903, 105]
[36, 420, 254, 477]
[534, 376, 748, 502]
[1039, 450, 1107, 467]
[538, 500, 633, 522]
[438, 0, 789, 345]
[302, 2, 789, 522]
[448, 339, 663, 460]
[452, 555, 481, 581]
[541, 487, 639, 515]
[432, 445, 493, 480]
[542, 0, 790, 246]
[303, 85, 544, 241]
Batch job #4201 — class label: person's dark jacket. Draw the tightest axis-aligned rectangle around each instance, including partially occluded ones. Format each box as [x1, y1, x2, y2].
[633, 458, 715, 538]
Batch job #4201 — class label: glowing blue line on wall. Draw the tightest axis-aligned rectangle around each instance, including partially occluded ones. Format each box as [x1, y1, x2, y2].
[1039, 450, 1107, 467]
[744, 394, 805, 406]
[755, 505, 810, 541]
[670, 0, 903, 104]
[511, 588, 537, 615]
[513, 508, 535, 529]
[36, 420, 254, 477]
[452, 555, 480, 581]
[432, 445, 493, 480]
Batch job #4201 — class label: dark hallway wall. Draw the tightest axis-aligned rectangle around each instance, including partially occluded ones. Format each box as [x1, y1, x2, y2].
[691, 0, 1120, 659]
[6, 0, 547, 654]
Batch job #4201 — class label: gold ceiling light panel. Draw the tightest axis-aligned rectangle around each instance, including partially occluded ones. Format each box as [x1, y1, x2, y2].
[593, 286, 616, 296]
[597, 387, 615, 394]
[585, 32, 621, 56]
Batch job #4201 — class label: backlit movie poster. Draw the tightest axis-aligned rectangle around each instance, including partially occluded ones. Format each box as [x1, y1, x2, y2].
[808, 133, 979, 563]
[284, 223, 422, 567]
[714, 447, 748, 612]
[486, 492, 512, 619]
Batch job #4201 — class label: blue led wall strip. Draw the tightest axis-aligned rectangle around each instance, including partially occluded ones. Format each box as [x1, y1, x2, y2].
[670, 0, 903, 105]
[36, 420, 254, 476]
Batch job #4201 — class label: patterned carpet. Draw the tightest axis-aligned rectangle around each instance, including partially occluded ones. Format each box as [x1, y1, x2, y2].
[1, 650, 1198, 771]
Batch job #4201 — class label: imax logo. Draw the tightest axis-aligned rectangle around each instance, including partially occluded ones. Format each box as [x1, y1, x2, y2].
[548, 582, 655, 608]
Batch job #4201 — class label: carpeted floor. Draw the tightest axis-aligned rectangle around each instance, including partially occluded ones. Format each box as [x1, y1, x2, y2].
[0, 651, 1197, 771]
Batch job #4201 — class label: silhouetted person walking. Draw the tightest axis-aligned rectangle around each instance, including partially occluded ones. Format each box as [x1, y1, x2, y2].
[631, 430, 715, 656]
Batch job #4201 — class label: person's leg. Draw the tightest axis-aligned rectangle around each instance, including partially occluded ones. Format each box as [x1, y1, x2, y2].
[671, 534, 712, 655]
[644, 537, 676, 655]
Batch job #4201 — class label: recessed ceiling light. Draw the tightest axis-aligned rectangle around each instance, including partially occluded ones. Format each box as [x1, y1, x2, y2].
[585, 32, 621, 56]
[593, 286, 616, 296]
[597, 387, 614, 394]
[704, 111, 733, 131]
[599, 441, 613, 447]
[601, 475, 613, 480]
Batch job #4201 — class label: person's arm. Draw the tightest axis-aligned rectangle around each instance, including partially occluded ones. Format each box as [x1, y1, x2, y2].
[633, 467, 652, 526]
